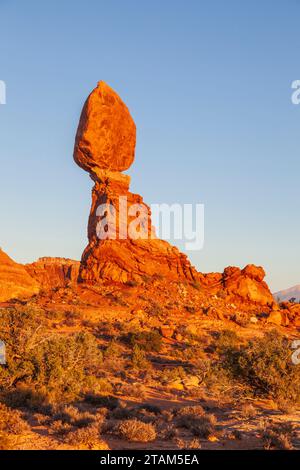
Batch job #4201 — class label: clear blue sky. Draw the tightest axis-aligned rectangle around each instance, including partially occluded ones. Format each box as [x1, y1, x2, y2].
[0, 0, 299, 292]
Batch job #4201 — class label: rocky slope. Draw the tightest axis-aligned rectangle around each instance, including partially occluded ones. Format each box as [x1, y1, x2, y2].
[0, 249, 39, 302]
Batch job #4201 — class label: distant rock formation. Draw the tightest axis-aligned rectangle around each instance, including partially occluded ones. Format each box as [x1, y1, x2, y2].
[274, 284, 300, 303]
[198, 264, 274, 306]
[26, 257, 80, 290]
[74, 81, 199, 284]
[0, 249, 39, 302]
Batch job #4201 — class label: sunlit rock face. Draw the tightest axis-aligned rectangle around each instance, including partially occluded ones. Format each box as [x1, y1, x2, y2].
[74, 81, 136, 175]
[25, 257, 80, 290]
[0, 249, 40, 302]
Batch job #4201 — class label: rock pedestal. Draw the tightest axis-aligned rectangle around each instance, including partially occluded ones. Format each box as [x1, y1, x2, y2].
[74, 82, 198, 284]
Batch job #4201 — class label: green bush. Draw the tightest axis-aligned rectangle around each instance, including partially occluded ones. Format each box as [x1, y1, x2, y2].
[129, 330, 162, 353]
[131, 345, 150, 370]
[219, 330, 300, 404]
[0, 307, 103, 403]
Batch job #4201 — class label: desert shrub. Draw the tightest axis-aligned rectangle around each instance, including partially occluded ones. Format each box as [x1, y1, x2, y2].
[0, 306, 102, 403]
[53, 405, 95, 428]
[231, 312, 249, 327]
[2, 386, 49, 411]
[219, 330, 300, 404]
[65, 423, 100, 447]
[175, 405, 216, 439]
[215, 329, 240, 354]
[117, 419, 156, 442]
[119, 383, 147, 400]
[238, 403, 256, 419]
[262, 421, 295, 450]
[145, 302, 163, 317]
[0, 403, 30, 434]
[104, 340, 122, 359]
[84, 394, 119, 410]
[175, 438, 201, 449]
[50, 420, 72, 436]
[138, 403, 161, 415]
[30, 332, 102, 401]
[176, 405, 205, 418]
[131, 345, 151, 370]
[0, 432, 15, 450]
[129, 330, 162, 353]
[159, 366, 187, 384]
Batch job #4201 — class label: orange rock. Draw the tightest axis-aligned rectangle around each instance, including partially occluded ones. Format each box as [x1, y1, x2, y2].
[160, 325, 175, 338]
[26, 257, 80, 291]
[75, 82, 199, 285]
[0, 249, 39, 301]
[74, 81, 136, 175]
[267, 310, 283, 326]
[223, 264, 273, 306]
[73, 82, 275, 308]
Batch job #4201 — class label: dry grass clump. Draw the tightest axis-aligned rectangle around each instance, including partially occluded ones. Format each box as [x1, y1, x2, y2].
[0, 432, 16, 450]
[175, 405, 216, 439]
[262, 421, 295, 450]
[64, 423, 100, 447]
[53, 405, 96, 428]
[0, 403, 30, 434]
[238, 403, 256, 419]
[117, 419, 156, 442]
[119, 383, 147, 400]
[175, 437, 201, 449]
[50, 420, 72, 436]
[84, 394, 119, 410]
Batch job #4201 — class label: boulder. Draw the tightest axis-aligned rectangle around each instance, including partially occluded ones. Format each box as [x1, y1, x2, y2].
[74, 81, 136, 174]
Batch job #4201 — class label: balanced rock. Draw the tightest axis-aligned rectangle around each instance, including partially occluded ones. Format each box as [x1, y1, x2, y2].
[74, 82, 199, 284]
[74, 81, 136, 175]
[0, 248, 39, 302]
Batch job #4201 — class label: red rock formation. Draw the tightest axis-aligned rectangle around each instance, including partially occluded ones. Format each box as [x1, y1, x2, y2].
[0, 249, 39, 301]
[223, 265, 274, 305]
[26, 257, 80, 290]
[74, 81, 275, 307]
[74, 81, 136, 175]
[74, 82, 199, 284]
[200, 264, 274, 306]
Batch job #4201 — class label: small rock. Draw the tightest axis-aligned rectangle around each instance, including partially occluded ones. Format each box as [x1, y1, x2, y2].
[267, 311, 282, 326]
[160, 325, 175, 338]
